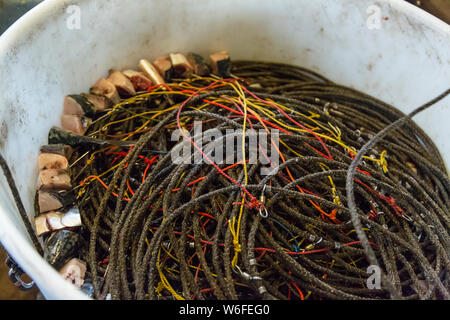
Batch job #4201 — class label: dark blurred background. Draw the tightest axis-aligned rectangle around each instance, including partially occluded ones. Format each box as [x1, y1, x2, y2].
[406, 0, 450, 24]
[0, 0, 42, 34]
[0, 0, 449, 300]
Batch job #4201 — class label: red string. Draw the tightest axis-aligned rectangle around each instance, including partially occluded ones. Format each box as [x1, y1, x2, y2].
[176, 79, 263, 210]
[368, 201, 379, 220]
[348, 150, 371, 176]
[203, 99, 290, 134]
[150, 226, 377, 255]
[356, 179, 406, 217]
[241, 86, 333, 160]
[290, 282, 305, 300]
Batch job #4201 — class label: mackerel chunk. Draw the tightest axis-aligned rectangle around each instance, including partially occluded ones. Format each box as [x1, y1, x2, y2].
[169, 53, 193, 78]
[39, 169, 71, 190]
[47, 208, 82, 230]
[122, 70, 153, 91]
[131, 74, 152, 91]
[107, 70, 136, 97]
[63, 95, 96, 116]
[38, 191, 63, 213]
[153, 56, 173, 81]
[48, 126, 91, 146]
[138, 59, 165, 85]
[38, 153, 69, 171]
[90, 77, 121, 105]
[59, 258, 87, 288]
[35, 207, 82, 236]
[40, 144, 73, 158]
[35, 215, 51, 237]
[61, 207, 82, 228]
[210, 51, 231, 77]
[44, 230, 79, 270]
[81, 93, 113, 112]
[61, 114, 91, 135]
[187, 53, 211, 76]
[38, 190, 74, 213]
[63, 94, 112, 116]
[46, 212, 66, 230]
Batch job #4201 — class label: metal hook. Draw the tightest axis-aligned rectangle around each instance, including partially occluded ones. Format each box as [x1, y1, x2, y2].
[259, 207, 269, 218]
[402, 214, 413, 222]
[233, 264, 243, 275]
[233, 265, 262, 281]
[259, 184, 269, 218]
[323, 102, 330, 115]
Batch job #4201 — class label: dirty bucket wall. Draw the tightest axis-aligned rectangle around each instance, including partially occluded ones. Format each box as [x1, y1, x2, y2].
[0, 0, 449, 299]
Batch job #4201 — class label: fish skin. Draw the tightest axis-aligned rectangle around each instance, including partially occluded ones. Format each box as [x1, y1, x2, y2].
[44, 230, 79, 270]
[187, 52, 211, 76]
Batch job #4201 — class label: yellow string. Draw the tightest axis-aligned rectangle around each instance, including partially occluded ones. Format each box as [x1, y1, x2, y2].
[122, 119, 151, 141]
[346, 228, 370, 236]
[327, 122, 342, 141]
[225, 81, 252, 269]
[151, 230, 248, 287]
[238, 98, 388, 167]
[279, 139, 303, 158]
[379, 150, 388, 173]
[307, 111, 320, 119]
[318, 163, 341, 206]
[228, 217, 242, 268]
[155, 281, 164, 296]
[156, 247, 185, 300]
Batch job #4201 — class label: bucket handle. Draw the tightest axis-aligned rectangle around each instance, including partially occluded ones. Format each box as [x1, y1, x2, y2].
[5, 255, 35, 291]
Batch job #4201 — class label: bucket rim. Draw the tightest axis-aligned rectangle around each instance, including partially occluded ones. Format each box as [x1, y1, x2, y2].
[0, 0, 448, 300]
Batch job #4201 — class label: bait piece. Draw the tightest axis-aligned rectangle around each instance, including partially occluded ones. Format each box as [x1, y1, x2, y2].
[169, 53, 193, 78]
[46, 212, 66, 230]
[40, 144, 73, 159]
[39, 169, 71, 190]
[38, 153, 69, 171]
[107, 70, 136, 97]
[48, 126, 91, 146]
[61, 207, 82, 227]
[80, 93, 113, 112]
[63, 95, 97, 116]
[44, 229, 79, 270]
[90, 78, 121, 105]
[59, 258, 87, 288]
[61, 114, 92, 135]
[153, 56, 173, 81]
[122, 70, 153, 91]
[35, 215, 51, 236]
[138, 59, 164, 85]
[35, 207, 82, 236]
[187, 52, 211, 76]
[210, 51, 231, 77]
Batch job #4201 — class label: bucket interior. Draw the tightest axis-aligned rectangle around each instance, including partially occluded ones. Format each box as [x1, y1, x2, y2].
[0, 0, 448, 299]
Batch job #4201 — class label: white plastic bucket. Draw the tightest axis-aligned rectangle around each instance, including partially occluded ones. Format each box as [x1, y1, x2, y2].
[0, 0, 448, 300]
